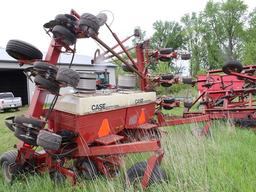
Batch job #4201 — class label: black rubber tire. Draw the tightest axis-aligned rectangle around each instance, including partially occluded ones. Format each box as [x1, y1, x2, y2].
[6, 40, 43, 60]
[14, 127, 38, 146]
[14, 116, 44, 129]
[134, 28, 141, 37]
[57, 130, 77, 142]
[44, 14, 77, 29]
[33, 62, 58, 80]
[37, 130, 62, 150]
[34, 75, 60, 95]
[64, 14, 77, 21]
[163, 105, 173, 110]
[241, 119, 256, 127]
[33, 62, 58, 73]
[0, 150, 18, 184]
[55, 14, 77, 23]
[0, 151, 17, 167]
[126, 161, 167, 187]
[233, 119, 242, 127]
[184, 101, 193, 108]
[163, 97, 175, 104]
[159, 48, 174, 54]
[182, 77, 193, 84]
[96, 13, 107, 26]
[181, 53, 191, 60]
[43, 20, 58, 29]
[5, 116, 15, 132]
[161, 74, 174, 80]
[54, 14, 77, 32]
[234, 118, 256, 128]
[52, 25, 76, 46]
[79, 13, 100, 34]
[222, 61, 243, 75]
[160, 82, 172, 87]
[75, 159, 98, 180]
[79, 13, 100, 32]
[56, 68, 80, 88]
[49, 170, 66, 185]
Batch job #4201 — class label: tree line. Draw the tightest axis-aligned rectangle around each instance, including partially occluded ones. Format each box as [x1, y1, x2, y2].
[150, 0, 256, 76]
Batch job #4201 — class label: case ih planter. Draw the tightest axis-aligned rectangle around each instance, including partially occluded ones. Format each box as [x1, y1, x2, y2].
[1, 9, 180, 189]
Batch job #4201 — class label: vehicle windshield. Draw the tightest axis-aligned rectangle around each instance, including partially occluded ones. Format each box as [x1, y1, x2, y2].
[0, 93, 13, 99]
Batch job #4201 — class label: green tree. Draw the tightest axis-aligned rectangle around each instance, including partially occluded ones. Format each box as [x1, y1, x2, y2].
[242, 9, 256, 64]
[181, 12, 207, 76]
[151, 21, 184, 50]
[203, 0, 247, 61]
[181, 0, 248, 75]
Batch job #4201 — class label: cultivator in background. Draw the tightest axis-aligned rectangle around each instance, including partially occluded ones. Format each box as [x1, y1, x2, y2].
[150, 60, 256, 136]
[171, 61, 256, 135]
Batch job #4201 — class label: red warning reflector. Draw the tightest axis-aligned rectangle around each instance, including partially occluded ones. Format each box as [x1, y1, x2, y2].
[138, 109, 146, 125]
[98, 118, 111, 137]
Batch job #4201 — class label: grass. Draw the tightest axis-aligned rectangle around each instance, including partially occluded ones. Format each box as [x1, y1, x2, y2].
[0, 107, 26, 154]
[0, 107, 256, 191]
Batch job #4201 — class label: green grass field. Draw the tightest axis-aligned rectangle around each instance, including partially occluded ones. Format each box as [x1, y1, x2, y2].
[0, 107, 256, 192]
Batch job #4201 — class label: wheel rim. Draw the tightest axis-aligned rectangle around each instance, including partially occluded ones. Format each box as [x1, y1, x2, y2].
[50, 171, 65, 184]
[2, 161, 13, 183]
[81, 163, 93, 179]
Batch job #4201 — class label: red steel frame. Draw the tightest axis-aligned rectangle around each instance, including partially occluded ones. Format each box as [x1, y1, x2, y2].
[12, 10, 167, 189]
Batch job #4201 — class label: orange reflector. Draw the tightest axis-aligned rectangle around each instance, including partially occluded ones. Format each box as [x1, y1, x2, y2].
[98, 118, 111, 137]
[138, 109, 146, 125]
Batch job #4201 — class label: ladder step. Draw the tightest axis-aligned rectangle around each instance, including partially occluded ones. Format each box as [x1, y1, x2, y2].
[95, 134, 124, 145]
[137, 123, 158, 129]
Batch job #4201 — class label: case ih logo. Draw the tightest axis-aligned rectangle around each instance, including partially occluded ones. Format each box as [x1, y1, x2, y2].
[135, 98, 143, 104]
[91, 103, 106, 111]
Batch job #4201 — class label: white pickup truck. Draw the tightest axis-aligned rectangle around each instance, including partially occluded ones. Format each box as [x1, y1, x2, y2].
[0, 92, 22, 112]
